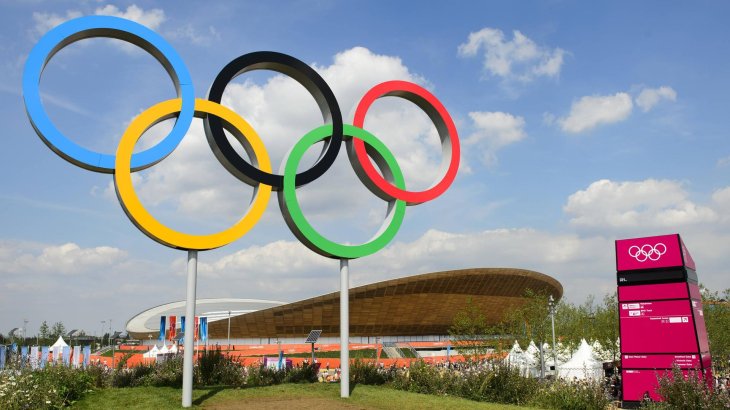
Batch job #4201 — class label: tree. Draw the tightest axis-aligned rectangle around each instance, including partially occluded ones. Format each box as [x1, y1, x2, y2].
[504, 289, 553, 377]
[448, 297, 491, 361]
[39, 320, 50, 345]
[50, 321, 66, 339]
[591, 293, 619, 362]
[702, 287, 730, 373]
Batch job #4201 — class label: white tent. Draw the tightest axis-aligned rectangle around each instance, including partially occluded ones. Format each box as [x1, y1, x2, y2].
[507, 341, 526, 367]
[159, 344, 169, 354]
[169, 344, 178, 354]
[558, 339, 603, 381]
[524, 341, 540, 377]
[51, 336, 68, 361]
[142, 345, 159, 359]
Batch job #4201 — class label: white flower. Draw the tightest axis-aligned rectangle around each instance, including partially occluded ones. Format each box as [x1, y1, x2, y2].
[46, 400, 51, 404]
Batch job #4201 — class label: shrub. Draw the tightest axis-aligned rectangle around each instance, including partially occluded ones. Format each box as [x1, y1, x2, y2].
[475, 363, 538, 405]
[244, 365, 285, 387]
[350, 359, 389, 385]
[531, 379, 610, 410]
[0, 365, 94, 409]
[642, 367, 730, 409]
[196, 348, 244, 386]
[284, 362, 318, 384]
[392, 360, 460, 395]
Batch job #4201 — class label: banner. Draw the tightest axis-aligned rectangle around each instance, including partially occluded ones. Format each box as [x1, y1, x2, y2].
[21, 346, 28, 368]
[0, 345, 5, 369]
[73, 345, 81, 368]
[169, 316, 177, 341]
[62, 346, 70, 366]
[41, 346, 49, 368]
[181, 316, 186, 334]
[30, 346, 39, 369]
[194, 316, 199, 341]
[83, 345, 91, 368]
[159, 316, 166, 341]
[200, 317, 208, 342]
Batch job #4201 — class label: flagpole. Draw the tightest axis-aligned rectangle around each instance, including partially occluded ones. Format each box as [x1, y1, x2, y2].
[340, 259, 349, 398]
[182, 250, 197, 408]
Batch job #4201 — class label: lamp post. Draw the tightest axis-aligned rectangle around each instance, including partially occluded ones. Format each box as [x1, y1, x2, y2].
[109, 319, 114, 369]
[548, 295, 557, 375]
[100, 320, 105, 349]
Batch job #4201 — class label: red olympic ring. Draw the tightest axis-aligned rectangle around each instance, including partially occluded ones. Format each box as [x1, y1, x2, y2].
[351, 80, 460, 205]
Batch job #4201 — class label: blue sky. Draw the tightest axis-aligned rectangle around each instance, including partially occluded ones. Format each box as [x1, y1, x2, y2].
[1, 1, 729, 336]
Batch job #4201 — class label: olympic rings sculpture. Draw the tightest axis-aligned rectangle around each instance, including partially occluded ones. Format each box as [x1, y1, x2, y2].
[628, 243, 667, 263]
[23, 16, 460, 259]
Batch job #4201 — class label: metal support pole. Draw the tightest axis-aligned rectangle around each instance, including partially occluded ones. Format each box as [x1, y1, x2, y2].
[227, 310, 231, 349]
[182, 250, 198, 408]
[550, 295, 557, 375]
[340, 259, 349, 398]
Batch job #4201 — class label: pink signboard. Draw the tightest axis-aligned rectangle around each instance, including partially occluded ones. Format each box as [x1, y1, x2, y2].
[623, 369, 693, 402]
[620, 300, 698, 353]
[680, 237, 696, 271]
[692, 299, 710, 353]
[618, 282, 688, 302]
[622, 354, 700, 369]
[616, 234, 685, 272]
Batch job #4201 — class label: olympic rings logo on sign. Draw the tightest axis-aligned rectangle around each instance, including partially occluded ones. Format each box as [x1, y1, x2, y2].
[23, 16, 460, 259]
[627, 243, 667, 262]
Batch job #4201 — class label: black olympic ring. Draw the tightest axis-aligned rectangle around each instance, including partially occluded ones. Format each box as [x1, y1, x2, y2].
[204, 51, 343, 189]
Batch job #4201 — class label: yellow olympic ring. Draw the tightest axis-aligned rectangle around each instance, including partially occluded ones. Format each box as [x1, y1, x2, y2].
[114, 99, 272, 250]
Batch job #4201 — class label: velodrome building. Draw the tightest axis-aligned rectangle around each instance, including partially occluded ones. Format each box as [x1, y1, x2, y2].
[126, 268, 562, 344]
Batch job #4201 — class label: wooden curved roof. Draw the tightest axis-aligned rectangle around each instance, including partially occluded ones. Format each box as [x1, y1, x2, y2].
[205, 267, 562, 339]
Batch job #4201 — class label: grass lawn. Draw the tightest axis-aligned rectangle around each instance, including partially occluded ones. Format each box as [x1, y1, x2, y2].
[72, 383, 536, 409]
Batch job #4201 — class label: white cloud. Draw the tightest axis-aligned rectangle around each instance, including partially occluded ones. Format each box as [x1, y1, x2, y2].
[166, 24, 220, 46]
[558, 92, 633, 134]
[564, 179, 717, 231]
[32, 10, 83, 37]
[466, 111, 526, 167]
[458, 27, 566, 82]
[116, 47, 446, 229]
[0, 241, 127, 275]
[635, 86, 677, 112]
[32, 4, 165, 38]
[94, 5, 165, 29]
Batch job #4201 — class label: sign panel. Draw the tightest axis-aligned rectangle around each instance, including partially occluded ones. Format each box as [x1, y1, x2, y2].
[622, 354, 700, 369]
[618, 282, 688, 302]
[619, 300, 697, 353]
[616, 234, 684, 272]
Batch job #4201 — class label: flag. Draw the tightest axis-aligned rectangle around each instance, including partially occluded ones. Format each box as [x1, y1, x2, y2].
[159, 316, 166, 341]
[194, 316, 199, 341]
[73, 346, 81, 368]
[0, 345, 5, 369]
[40, 346, 49, 369]
[169, 316, 177, 341]
[30, 346, 39, 369]
[278, 349, 284, 370]
[20, 346, 28, 368]
[83, 345, 91, 368]
[62, 346, 70, 366]
[181, 316, 186, 334]
[200, 317, 208, 341]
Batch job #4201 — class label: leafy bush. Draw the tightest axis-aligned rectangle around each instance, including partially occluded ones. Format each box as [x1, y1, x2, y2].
[531, 379, 610, 410]
[284, 362, 318, 384]
[196, 348, 243, 386]
[392, 360, 460, 395]
[350, 359, 390, 385]
[642, 367, 730, 409]
[475, 363, 538, 405]
[0, 365, 94, 409]
[244, 365, 285, 387]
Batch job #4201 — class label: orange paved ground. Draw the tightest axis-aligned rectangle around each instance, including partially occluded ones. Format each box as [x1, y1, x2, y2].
[84, 342, 506, 369]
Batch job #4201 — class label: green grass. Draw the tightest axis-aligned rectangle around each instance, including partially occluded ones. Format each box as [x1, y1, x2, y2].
[72, 383, 536, 409]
